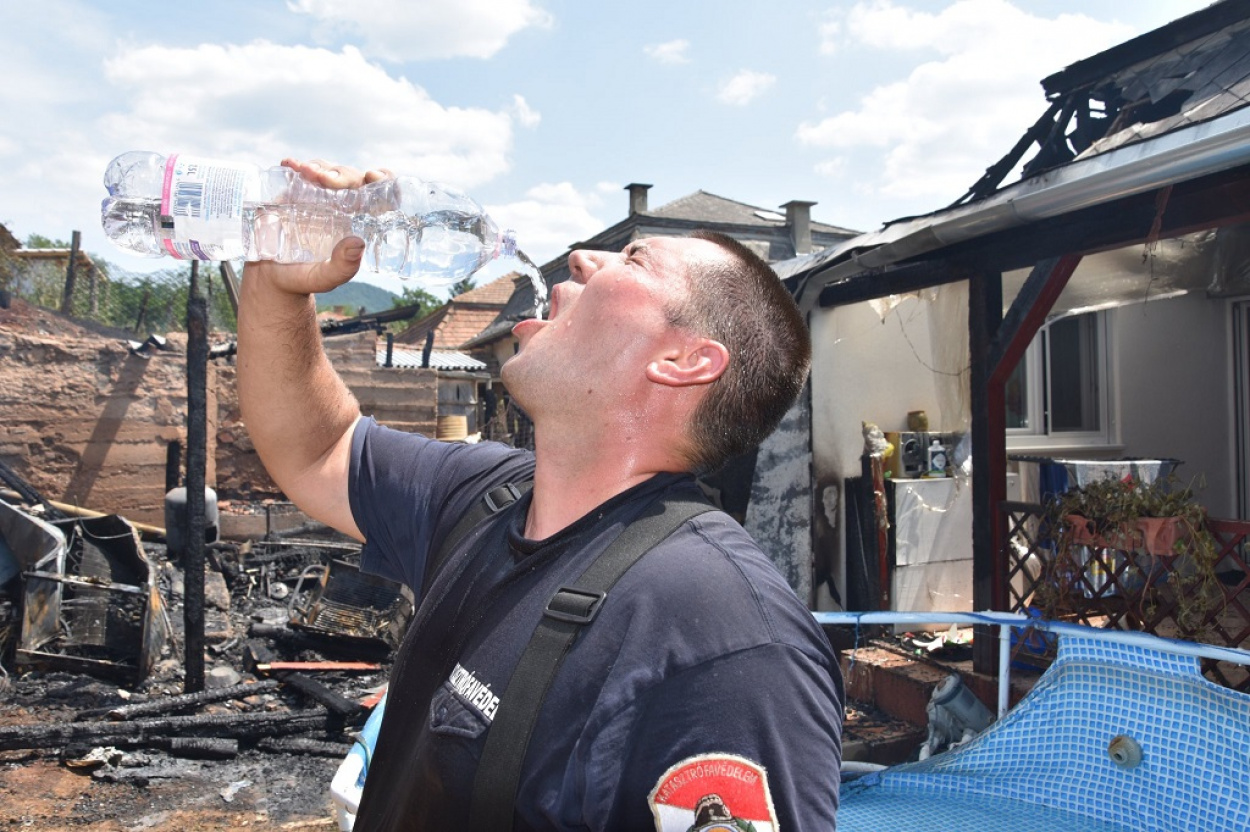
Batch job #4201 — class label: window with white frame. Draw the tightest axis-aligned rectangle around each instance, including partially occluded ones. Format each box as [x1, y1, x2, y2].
[1005, 310, 1113, 446]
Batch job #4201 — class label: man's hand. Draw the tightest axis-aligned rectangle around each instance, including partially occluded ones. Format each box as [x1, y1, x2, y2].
[280, 157, 394, 190]
[245, 158, 395, 295]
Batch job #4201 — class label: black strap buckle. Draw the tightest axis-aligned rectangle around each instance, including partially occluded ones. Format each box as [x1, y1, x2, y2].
[544, 587, 607, 625]
[483, 483, 523, 513]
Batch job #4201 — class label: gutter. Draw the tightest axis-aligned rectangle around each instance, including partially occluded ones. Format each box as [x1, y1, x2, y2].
[811, 104, 1250, 286]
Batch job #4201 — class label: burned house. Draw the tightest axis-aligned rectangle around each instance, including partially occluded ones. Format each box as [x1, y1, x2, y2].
[759, 0, 1250, 673]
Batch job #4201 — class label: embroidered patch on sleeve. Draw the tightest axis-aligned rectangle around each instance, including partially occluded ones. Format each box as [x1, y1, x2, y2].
[648, 753, 779, 831]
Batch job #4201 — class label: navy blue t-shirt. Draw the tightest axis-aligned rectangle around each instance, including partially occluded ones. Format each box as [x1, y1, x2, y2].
[348, 418, 842, 831]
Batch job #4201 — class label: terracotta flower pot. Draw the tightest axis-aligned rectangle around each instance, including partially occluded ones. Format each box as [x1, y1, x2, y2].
[1066, 515, 1186, 557]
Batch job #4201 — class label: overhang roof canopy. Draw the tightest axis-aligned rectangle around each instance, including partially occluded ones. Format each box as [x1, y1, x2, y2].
[791, 0, 1250, 300]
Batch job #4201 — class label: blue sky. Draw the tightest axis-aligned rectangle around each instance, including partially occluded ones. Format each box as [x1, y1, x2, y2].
[0, 0, 1212, 295]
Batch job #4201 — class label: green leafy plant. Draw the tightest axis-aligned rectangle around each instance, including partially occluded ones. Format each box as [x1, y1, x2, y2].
[1036, 475, 1223, 637]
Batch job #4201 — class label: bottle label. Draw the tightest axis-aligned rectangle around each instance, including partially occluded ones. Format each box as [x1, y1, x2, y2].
[159, 154, 250, 260]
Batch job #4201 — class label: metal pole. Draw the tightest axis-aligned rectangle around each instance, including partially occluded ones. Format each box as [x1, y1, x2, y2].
[997, 626, 1012, 717]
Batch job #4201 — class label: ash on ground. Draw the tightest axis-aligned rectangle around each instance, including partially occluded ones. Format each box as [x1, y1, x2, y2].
[0, 511, 397, 831]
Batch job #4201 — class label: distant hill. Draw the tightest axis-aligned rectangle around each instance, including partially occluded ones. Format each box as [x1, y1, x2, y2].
[315, 281, 399, 315]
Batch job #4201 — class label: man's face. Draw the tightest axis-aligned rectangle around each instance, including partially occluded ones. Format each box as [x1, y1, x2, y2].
[503, 236, 723, 415]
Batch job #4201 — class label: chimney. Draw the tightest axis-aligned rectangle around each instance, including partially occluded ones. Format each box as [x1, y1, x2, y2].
[782, 200, 816, 255]
[625, 183, 652, 216]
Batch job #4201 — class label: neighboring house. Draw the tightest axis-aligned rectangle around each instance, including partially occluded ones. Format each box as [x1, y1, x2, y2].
[462, 185, 859, 370]
[393, 272, 517, 373]
[383, 274, 519, 440]
[761, 0, 1250, 661]
[374, 341, 489, 441]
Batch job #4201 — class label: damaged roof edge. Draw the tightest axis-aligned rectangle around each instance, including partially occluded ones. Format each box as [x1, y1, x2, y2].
[1041, 0, 1250, 97]
[796, 103, 1250, 290]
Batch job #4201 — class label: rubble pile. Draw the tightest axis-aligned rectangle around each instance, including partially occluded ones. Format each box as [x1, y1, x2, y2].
[0, 496, 403, 829]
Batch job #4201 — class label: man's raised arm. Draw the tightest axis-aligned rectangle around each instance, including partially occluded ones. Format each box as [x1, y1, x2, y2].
[236, 160, 390, 541]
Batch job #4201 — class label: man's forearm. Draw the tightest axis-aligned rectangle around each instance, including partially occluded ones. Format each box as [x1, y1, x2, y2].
[236, 265, 361, 504]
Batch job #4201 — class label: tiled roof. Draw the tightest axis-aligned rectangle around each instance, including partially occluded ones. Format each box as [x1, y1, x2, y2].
[392, 306, 447, 345]
[437, 304, 507, 349]
[455, 272, 519, 305]
[392, 272, 517, 348]
[1071, 15, 1250, 157]
[651, 191, 858, 235]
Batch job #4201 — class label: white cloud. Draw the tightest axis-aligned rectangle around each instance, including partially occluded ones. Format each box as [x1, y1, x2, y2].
[510, 94, 542, 128]
[100, 41, 516, 188]
[799, 0, 1136, 200]
[644, 39, 692, 65]
[717, 70, 777, 106]
[815, 158, 846, 179]
[287, 0, 552, 61]
[818, 13, 841, 55]
[0, 35, 527, 268]
[487, 182, 608, 266]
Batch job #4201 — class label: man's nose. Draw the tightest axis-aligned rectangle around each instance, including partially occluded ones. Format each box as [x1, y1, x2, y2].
[567, 249, 606, 284]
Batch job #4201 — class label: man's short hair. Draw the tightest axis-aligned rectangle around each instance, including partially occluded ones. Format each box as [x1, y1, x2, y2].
[670, 230, 811, 474]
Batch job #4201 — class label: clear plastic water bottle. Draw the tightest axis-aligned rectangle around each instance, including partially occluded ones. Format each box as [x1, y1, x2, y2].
[100, 151, 516, 288]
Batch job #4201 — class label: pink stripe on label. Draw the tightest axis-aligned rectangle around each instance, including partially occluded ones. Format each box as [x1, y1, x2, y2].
[161, 154, 182, 258]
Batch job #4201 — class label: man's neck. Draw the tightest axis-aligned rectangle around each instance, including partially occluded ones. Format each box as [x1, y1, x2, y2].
[522, 432, 684, 541]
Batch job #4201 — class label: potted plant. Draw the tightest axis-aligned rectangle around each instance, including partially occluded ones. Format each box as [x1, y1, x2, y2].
[1036, 475, 1223, 636]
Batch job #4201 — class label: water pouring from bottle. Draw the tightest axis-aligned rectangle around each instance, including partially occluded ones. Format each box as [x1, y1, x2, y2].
[512, 247, 548, 321]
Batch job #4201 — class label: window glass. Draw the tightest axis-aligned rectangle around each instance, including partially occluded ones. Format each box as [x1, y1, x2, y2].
[1004, 310, 1107, 442]
[1047, 314, 1100, 433]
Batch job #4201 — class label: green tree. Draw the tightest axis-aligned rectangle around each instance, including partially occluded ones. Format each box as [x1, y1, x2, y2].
[392, 285, 442, 319]
[25, 233, 72, 249]
[449, 276, 476, 298]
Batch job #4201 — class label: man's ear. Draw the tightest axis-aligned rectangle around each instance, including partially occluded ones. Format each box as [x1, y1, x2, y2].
[646, 338, 729, 387]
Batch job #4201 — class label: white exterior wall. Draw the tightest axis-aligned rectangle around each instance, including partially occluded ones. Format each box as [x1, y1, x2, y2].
[809, 289, 970, 608]
[805, 281, 1241, 611]
[1114, 294, 1235, 517]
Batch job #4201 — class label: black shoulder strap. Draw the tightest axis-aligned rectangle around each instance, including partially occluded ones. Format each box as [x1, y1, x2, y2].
[467, 493, 716, 831]
[424, 481, 532, 590]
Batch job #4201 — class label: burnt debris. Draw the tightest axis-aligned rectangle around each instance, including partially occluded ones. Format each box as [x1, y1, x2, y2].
[0, 493, 406, 792]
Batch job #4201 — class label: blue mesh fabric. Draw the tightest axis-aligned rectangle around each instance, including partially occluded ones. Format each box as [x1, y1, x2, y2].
[839, 635, 1250, 832]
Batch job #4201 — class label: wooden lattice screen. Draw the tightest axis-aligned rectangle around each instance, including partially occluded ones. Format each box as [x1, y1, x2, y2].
[1001, 502, 1250, 692]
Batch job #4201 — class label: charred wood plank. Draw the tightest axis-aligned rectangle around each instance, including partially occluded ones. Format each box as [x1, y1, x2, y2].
[184, 280, 209, 693]
[257, 737, 354, 757]
[73, 678, 280, 722]
[169, 737, 238, 760]
[272, 669, 364, 719]
[0, 707, 329, 751]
